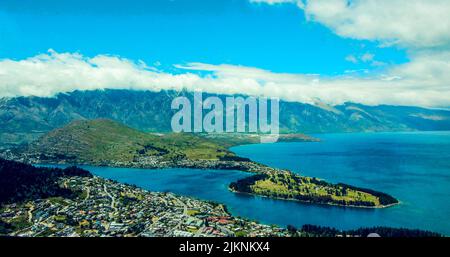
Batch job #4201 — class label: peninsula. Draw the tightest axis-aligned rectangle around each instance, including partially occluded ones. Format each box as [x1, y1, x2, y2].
[0, 159, 430, 237]
[0, 119, 398, 208]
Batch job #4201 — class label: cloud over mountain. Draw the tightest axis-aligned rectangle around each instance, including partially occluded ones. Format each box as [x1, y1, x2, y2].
[245, 0, 450, 107]
[0, 49, 449, 108]
[1, 1, 449, 108]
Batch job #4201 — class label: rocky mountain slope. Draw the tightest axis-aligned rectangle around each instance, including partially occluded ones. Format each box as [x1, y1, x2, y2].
[1, 89, 450, 147]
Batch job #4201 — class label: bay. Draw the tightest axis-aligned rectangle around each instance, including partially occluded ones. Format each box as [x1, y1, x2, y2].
[44, 132, 450, 235]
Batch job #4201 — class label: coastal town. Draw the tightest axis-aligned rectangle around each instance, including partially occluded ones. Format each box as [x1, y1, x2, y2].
[0, 174, 290, 237]
[0, 147, 285, 175]
[0, 145, 397, 209]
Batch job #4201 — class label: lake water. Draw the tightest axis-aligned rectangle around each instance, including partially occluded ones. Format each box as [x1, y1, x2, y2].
[50, 132, 450, 235]
[232, 131, 450, 235]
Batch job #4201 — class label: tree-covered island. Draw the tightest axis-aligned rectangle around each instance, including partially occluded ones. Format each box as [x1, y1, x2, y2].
[230, 172, 398, 208]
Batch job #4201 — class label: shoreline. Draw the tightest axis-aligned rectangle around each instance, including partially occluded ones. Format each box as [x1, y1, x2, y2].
[32, 159, 399, 210]
[1, 135, 399, 211]
[228, 187, 400, 209]
[1, 161, 437, 237]
[35, 162, 399, 211]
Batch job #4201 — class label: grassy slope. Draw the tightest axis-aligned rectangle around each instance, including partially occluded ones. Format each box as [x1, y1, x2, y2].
[28, 119, 234, 163]
[28, 119, 317, 164]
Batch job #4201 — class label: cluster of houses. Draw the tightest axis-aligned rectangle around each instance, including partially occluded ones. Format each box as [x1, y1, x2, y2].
[1, 175, 292, 237]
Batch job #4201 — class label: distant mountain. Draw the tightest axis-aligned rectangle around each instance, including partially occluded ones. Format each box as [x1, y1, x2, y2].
[1, 89, 450, 146]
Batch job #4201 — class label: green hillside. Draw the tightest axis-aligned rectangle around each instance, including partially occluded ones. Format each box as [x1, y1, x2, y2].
[26, 119, 236, 164]
[24, 119, 317, 165]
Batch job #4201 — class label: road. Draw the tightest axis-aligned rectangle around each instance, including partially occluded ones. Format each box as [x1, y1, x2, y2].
[103, 184, 117, 212]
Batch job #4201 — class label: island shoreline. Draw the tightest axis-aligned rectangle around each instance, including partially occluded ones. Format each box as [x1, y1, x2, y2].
[29, 157, 399, 209]
[228, 186, 400, 209]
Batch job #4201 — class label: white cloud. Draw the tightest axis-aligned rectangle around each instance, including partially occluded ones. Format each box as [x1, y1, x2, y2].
[249, 0, 296, 5]
[360, 53, 374, 62]
[345, 55, 358, 64]
[245, 0, 450, 107]
[345, 52, 385, 66]
[0, 50, 199, 97]
[1, 50, 449, 108]
[277, 0, 450, 49]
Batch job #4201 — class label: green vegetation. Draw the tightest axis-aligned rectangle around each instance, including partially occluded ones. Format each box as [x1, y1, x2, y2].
[235, 231, 248, 237]
[230, 172, 398, 208]
[25, 119, 318, 165]
[157, 133, 234, 160]
[19, 119, 398, 208]
[201, 133, 318, 148]
[48, 197, 70, 206]
[28, 119, 239, 164]
[0, 159, 433, 237]
[8, 215, 30, 230]
[0, 158, 92, 204]
[54, 215, 68, 222]
[299, 224, 441, 237]
[186, 209, 200, 216]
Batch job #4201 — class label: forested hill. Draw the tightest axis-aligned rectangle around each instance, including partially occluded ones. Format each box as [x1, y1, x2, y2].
[0, 158, 91, 204]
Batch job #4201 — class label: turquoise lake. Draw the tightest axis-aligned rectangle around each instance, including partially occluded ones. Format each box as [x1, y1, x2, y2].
[54, 132, 450, 235]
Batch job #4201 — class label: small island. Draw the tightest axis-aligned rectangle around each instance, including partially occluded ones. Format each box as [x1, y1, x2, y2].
[230, 172, 398, 208]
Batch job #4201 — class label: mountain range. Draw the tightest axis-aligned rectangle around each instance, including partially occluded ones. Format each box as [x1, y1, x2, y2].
[1, 89, 450, 147]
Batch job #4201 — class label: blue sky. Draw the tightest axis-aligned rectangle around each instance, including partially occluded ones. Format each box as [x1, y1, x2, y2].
[0, 0, 449, 107]
[0, 0, 407, 75]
